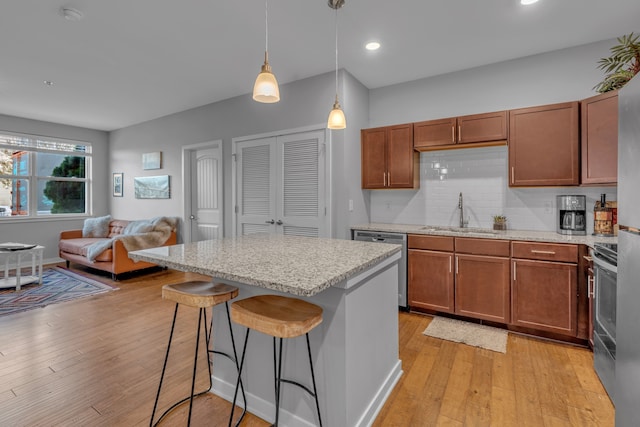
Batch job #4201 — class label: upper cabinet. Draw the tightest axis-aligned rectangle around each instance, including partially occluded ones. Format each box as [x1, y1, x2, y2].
[414, 111, 508, 151]
[581, 91, 618, 185]
[509, 101, 580, 187]
[361, 124, 419, 189]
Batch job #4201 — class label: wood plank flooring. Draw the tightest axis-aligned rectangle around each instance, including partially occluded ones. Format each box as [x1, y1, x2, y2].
[0, 264, 613, 426]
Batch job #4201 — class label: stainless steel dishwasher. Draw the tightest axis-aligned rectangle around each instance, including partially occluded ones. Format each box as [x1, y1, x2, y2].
[353, 230, 407, 309]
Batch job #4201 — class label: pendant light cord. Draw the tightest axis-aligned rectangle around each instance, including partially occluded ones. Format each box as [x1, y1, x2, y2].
[334, 7, 339, 99]
[265, 0, 268, 54]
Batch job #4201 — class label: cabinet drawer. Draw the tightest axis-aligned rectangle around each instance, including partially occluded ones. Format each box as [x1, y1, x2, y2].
[408, 234, 454, 251]
[455, 238, 510, 257]
[512, 241, 578, 263]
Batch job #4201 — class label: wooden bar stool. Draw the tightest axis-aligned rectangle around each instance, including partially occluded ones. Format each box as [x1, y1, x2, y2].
[150, 281, 246, 427]
[229, 294, 323, 427]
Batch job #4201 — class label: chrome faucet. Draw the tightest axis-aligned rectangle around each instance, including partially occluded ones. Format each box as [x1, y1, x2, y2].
[458, 192, 466, 228]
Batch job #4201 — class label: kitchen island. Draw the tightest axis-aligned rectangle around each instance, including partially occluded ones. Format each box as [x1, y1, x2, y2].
[129, 234, 402, 427]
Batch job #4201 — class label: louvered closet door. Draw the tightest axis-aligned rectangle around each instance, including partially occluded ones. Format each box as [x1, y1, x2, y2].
[236, 137, 277, 236]
[277, 130, 326, 237]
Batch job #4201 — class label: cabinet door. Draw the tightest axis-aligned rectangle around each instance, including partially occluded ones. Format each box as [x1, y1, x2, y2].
[413, 118, 456, 148]
[509, 102, 579, 186]
[511, 259, 578, 336]
[408, 249, 454, 313]
[361, 127, 387, 189]
[455, 254, 511, 323]
[387, 124, 417, 188]
[581, 91, 618, 185]
[457, 111, 508, 144]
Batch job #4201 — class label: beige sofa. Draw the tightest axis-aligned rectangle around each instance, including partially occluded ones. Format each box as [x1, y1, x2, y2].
[59, 218, 177, 279]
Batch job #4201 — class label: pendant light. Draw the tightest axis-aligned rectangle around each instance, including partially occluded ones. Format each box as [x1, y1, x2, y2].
[253, 0, 280, 103]
[327, 0, 346, 129]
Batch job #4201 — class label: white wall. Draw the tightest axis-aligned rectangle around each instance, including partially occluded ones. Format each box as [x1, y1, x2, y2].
[109, 70, 368, 240]
[367, 39, 618, 232]
[0, 114, 109, 261]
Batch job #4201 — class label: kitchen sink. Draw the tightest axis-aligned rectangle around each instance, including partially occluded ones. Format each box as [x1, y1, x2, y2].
[420, 226, 499, 235]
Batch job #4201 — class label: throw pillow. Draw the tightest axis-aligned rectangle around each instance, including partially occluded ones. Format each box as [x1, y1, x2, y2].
[82, 215, 112, 238]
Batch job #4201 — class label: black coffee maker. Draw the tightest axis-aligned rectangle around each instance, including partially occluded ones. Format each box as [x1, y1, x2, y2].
[557, 195, 586, 235]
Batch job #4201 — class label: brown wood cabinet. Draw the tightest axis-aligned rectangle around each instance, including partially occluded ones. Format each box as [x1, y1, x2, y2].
[408, 235, 454, 312]
[508, 102, 580, 187]
[581, 91, 618, 185]
[414, 111, 508, 151]
[455, 238, 511, 323]
[361, 124, 419, 189]
[511, 241, 578, 336]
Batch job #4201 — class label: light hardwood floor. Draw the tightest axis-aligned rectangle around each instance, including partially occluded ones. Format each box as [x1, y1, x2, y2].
[0, 265, 613, 426]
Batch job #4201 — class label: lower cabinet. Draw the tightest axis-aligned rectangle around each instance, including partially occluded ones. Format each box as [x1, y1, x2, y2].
[511, 242, 578, 336]
[456, 254, 510, 323]
[408, 236, 454, 312]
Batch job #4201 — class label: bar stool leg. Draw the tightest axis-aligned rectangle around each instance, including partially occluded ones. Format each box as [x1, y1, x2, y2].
[306, 333, 322, 427]
[273, 337, 284, 426]
[229, 328, 251, 427]
[185, 308, 205, 426]
[150, 303, 180, 427]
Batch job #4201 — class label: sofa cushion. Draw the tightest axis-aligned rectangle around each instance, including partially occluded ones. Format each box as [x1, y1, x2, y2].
[82, 215, 112, 238]
[123, 220, 154, 234]
[59, 238, 113, 262]
[108, 220, 131, 237]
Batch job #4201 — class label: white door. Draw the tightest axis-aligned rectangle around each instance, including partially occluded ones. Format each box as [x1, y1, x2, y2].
[183, 141, 223, 242]
[234, 129, 328, 237]
[235, 137, 277, 235]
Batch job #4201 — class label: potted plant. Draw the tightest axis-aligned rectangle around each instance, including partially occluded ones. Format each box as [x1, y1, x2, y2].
[492, 215, 507, 231]
[594, 33, 640, 93]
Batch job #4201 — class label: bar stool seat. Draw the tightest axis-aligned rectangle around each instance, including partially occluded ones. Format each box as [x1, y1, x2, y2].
[229, 294, 323, 426]
[150, 281, 245, 427]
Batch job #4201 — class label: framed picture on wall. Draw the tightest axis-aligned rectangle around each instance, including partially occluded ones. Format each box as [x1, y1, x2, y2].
[142, 151, 162, 170]
[134, 175, 170, 199]
[113, 173, 123, 197]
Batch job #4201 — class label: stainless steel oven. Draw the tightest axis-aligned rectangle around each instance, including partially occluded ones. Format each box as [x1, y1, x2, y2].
[592, 242, 617, 402]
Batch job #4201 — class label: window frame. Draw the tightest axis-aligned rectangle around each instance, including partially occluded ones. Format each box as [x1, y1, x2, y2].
[0, 131, 92, 221]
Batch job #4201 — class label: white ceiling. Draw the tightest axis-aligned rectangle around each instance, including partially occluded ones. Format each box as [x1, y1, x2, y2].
[1, 0, 639, 131]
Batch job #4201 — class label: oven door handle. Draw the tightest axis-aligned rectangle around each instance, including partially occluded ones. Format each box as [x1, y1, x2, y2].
[593, 252, 617, 274]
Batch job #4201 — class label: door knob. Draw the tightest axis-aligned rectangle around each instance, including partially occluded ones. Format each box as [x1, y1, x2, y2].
[189, 215, 196, 220]
[265, 219, 275, 224]
[276, 220, 283, 225]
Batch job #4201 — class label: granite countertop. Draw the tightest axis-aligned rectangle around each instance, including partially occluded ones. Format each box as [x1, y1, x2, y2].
[128, 234, 401, 297]
[351, 223, 618, 247]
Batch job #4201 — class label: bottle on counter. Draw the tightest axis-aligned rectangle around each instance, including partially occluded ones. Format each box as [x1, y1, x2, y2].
[594, 193, 614, 236]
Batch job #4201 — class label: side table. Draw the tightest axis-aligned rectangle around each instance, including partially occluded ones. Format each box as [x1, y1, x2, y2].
[0, 243, 45, 291]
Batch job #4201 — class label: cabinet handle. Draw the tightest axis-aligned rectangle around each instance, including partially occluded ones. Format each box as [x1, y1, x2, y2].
[451, 126, 455, 143]
[531, 250, 556, 255]
[455, 256, 458, 275]
[383, 172, 386, 187]
[458, 125, 461, 142]
[449, 255, 452, 273]
[513, 261, 516, 281]
[387, 172, 390, 187]
[511, 167, 514, 184]
[588, 275, 594, 299]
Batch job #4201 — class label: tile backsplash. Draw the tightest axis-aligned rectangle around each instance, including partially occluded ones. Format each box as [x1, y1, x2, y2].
[370, 146, 616, 235]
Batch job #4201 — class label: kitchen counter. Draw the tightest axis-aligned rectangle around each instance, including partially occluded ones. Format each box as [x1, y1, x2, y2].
[129, 234, 402, 427]
[128, 233, 401, 296]
[352, 223, 618, 247]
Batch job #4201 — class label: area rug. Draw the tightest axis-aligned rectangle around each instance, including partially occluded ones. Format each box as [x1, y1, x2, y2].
[423, 316, 508, 353]
[0, 267, 117, 316]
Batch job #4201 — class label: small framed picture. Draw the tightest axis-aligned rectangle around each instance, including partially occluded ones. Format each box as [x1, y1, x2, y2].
[142, 151, 162, 170]
[113, 173, 123, 197]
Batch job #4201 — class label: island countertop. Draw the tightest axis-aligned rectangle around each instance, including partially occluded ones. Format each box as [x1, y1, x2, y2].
[128, 234, 400, 297]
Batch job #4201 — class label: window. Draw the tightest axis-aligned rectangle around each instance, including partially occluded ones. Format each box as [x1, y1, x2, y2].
[0, 133, 91, 218]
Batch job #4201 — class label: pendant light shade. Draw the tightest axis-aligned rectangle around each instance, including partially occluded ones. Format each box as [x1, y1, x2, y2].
[327, 0, 346, 129]
[253, 0, 280, 103]
[253, 52, 280, 103]
[328, 95, 346, 129]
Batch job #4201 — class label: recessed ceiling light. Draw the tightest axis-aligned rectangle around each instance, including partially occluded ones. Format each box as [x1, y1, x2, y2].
[365, 41, 381, 51]
[520, 0, 539, 5]
[60, 7, 84, 21]
[43, 80, 54, 86]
